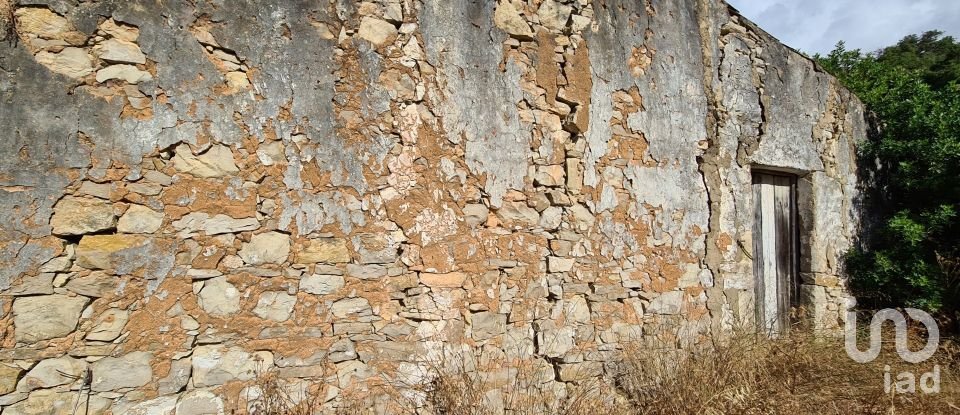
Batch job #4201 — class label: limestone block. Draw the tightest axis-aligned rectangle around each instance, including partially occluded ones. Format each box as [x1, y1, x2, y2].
[96, 38, 146, 64]
[497, 201, 540, 226]
[91, 351, 153, 391]
[171, 144, 239, 178]
[85, 308, 129, 341]
[158, 357, 192, 395]
[12, 294, 89, 342]
[547, 256, 574, 273]
[197, 276, 241, 317]
[537, 0, 572, 31]
[34, 48, 94, 78]
[13, 8, 70, 39]
[17, 356, 87, 392]
[51, 196, 116, 235]
[191, 345, 273, 387]
[471, 312, 506, 341]
[0, 364, 22, 395]
[299, 274, 345, 295]
[253, 291, 297, 322]
[176, 390, 225, 415]
[99, 18, 139, 42]
[96, 64, 153, 84]
[493, 1, 533, 38]
[357, 17, 397, 46]
[238, 232, 290, 265]
[117, 204, 164, 233]
[647, 291, 684, 315]
[3, 389, 110, 415]
[65, 272, 116, 298]
[122, 395, 178, 415]
[297, 238, 350, 264]
[172, 212, 259, 236]
[330, 297, 372, 318]
[75, 234, 160, 274]
[419, 272, 467, 288]
[463, 204, 489, 227]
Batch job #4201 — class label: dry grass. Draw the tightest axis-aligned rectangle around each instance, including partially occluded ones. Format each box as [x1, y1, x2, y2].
[408, 356, 628, 415]
[242, 371, 324, 415]
[615, 330, 959, 415]
[239, 330, 959, 415]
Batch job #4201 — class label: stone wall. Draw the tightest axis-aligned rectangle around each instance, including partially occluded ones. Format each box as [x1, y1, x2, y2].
[0, 0, 864, 412]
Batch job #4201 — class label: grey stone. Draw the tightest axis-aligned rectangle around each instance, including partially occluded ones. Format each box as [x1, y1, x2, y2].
[65, 272, 116, 298]
[122, 395, 178, 415]
[143, 170, 173, 186]
[252, 291, 297, 322]
[7, 273, 54, 296]
[39, 256, 72, 273]
[191, 345, 273, 387]
[172, 212, 260, 236]
[3, 389, 111, 415]
[158, 358, 191, 395]
[539, 206, 563, 230]
[74, 234, 174, 279]
[117, 204, 164, 234]
[346, 264, 387, 280]
[330, 297, 372, 318]
[17, 356, 87, 392]
[537, 0, 572, 31]
[547, 256, 575, 273]
[300, 274, 345, 295]
[197, 276, 241, 317]
[471, 312, 506, 341]
[91, 351, 152, 391]
[12, 295, 89, 343]
[463, 204, 489, 227]
[176, 390, 224, 415]
[86, 308, 129, 342]
[238, 232, 290, 265]
[353, 233, 399, 264]
[558, 362, 602, 381]
[647, 291, 684, 315]
[564, 296, 591, 324]
[538, 326, 574, 357]
[328, 339, 357, 363]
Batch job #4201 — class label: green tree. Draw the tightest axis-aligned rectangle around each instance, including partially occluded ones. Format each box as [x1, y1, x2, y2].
[816, 38, 960, 313]
[876, 30, 960, 91]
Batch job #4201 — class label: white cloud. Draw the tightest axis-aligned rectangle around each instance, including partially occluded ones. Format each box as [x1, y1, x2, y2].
[727, 0, 960, 54]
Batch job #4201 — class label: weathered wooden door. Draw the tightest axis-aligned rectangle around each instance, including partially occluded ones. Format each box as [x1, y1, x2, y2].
[752, 173, 798, 335]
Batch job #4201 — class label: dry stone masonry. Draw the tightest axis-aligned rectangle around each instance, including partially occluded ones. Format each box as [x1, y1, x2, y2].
[0, 0, 864, 413]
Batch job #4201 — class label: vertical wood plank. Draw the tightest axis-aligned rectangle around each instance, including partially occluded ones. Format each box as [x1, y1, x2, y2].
[760, 177, 778, 334]
[790, 179, 800, 310]
[773, 176, 792, 332]
[752, 177, 764, 329]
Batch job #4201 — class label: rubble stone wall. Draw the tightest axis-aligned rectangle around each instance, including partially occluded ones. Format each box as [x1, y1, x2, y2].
[0, 0, 864, 412]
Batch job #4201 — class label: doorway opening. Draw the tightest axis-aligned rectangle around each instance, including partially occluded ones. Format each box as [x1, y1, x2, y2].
[752, 171, 800, 335]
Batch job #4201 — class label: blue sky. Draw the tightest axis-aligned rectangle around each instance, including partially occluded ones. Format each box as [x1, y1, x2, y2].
[726, 0, 960, 55]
